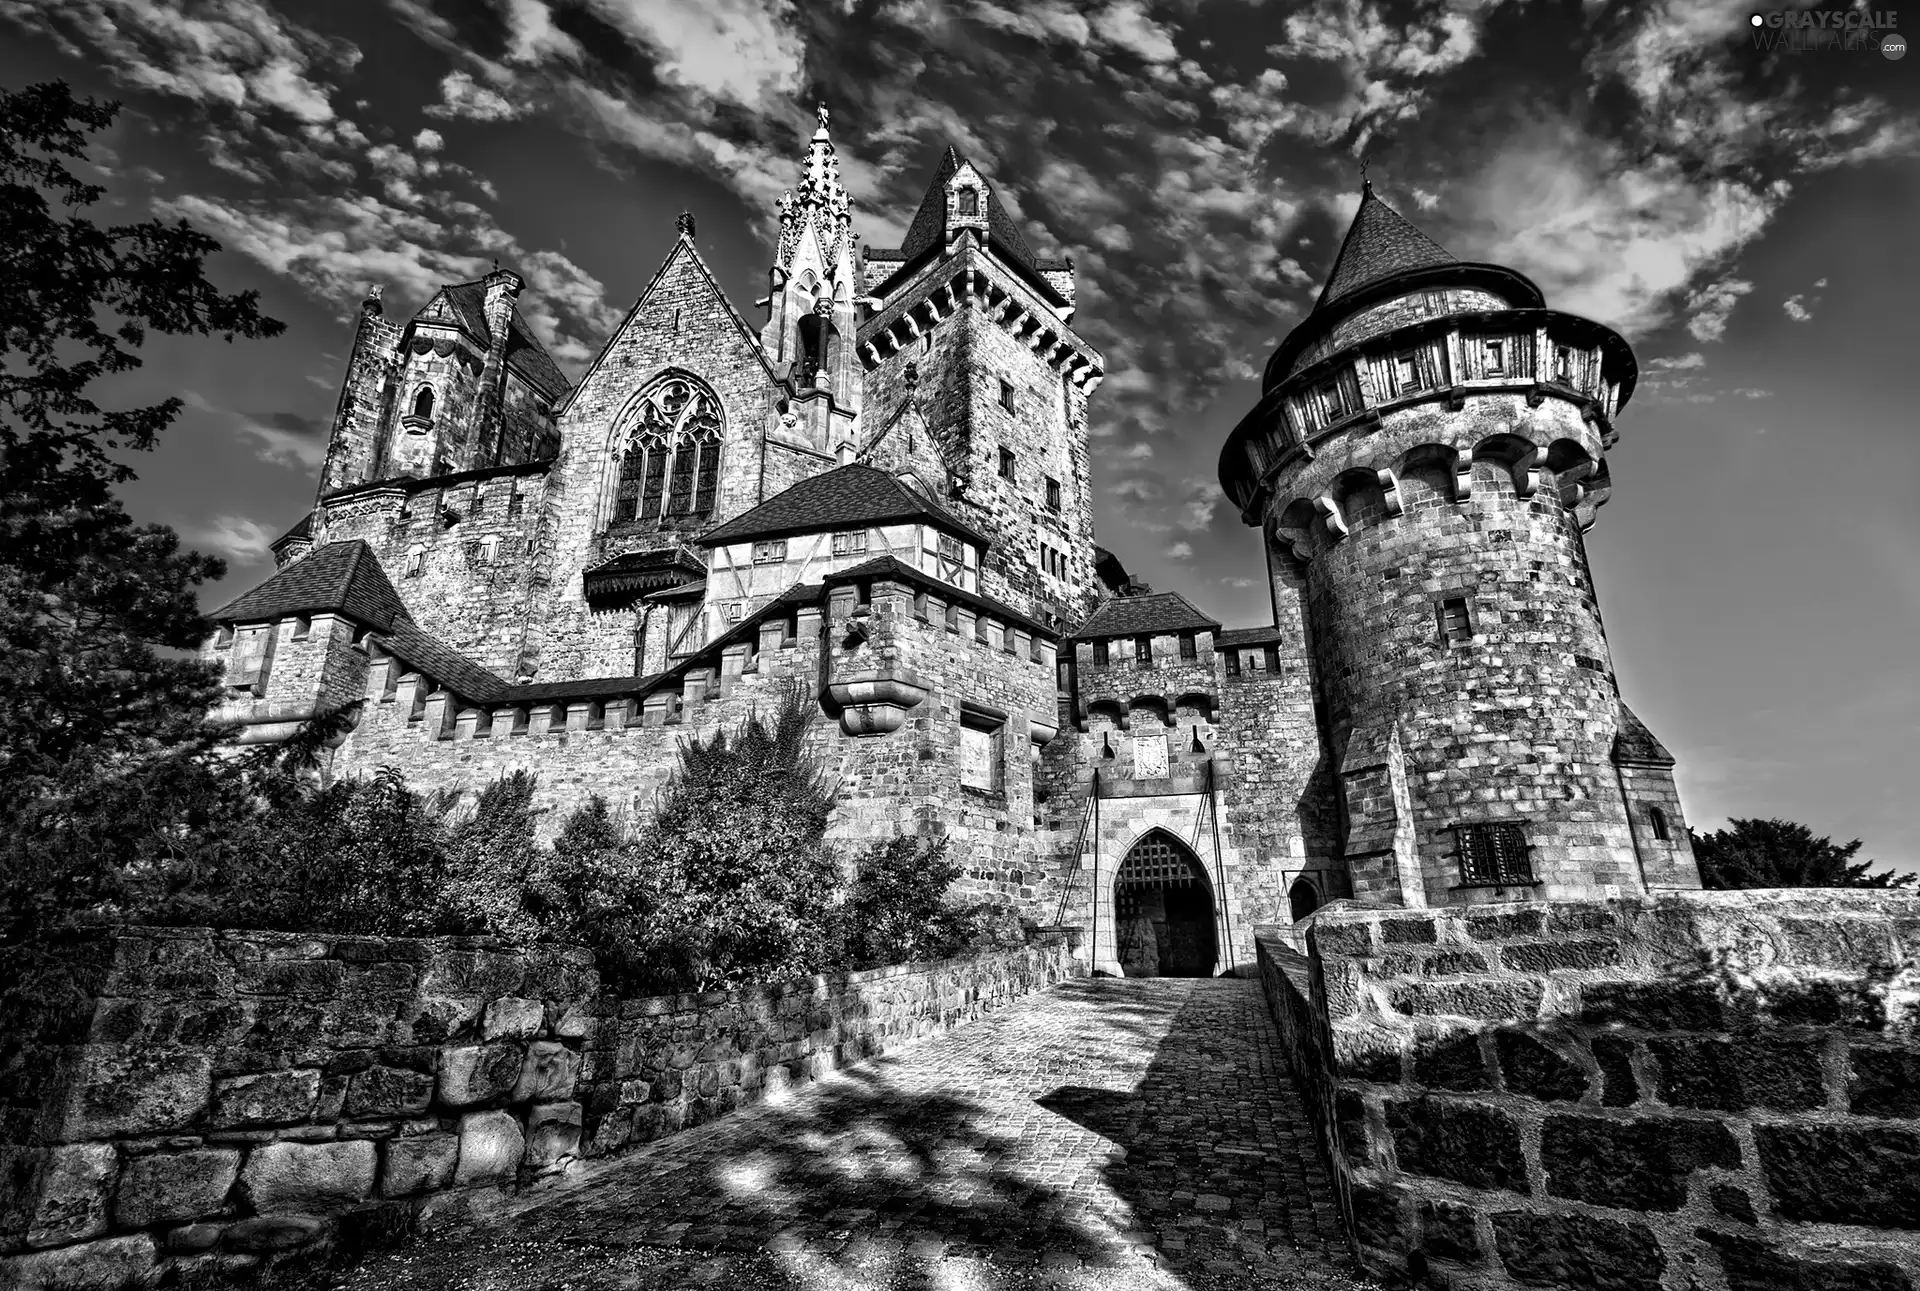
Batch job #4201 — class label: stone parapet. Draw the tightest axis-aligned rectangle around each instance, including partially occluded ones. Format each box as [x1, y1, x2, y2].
[1257, 889, 1920, 1291]
[0, 926, 1083, 1288]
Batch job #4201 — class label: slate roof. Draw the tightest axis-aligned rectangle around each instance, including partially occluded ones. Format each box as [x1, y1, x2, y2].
[1216, 626, 1284, 648]
[697, 464, 990, 548]
[271, 512, 313, 549]
[828, 554, 1055, 639]
[582, 547, 707, 604]
[1612, 701, 1675, 767]
[432, 279, 570, 401]
[1072, 592, 1220, 640]
[898, 146, 1040, 273]
[209, 540, 407, 632]
[1314, 184, 1459, 314]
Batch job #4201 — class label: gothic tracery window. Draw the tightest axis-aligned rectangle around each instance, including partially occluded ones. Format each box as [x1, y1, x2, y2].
[609, 375, 724, 526]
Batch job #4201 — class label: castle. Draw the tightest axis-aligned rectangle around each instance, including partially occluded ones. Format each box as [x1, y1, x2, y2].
[202, 108, 1700, 975]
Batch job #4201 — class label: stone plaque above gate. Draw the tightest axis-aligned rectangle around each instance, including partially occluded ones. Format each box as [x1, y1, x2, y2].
[1134, 732, 1169, 779]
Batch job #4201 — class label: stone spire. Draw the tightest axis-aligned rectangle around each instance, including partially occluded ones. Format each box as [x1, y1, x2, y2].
[777, 102, 852, 270]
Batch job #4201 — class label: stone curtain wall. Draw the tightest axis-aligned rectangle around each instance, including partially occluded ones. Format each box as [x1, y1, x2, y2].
[1256, 890, 1920, 1291]
[1, 928, 1082, 1288]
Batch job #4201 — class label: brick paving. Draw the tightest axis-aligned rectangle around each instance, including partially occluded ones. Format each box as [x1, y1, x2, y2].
[334, 978, 1375, 1291]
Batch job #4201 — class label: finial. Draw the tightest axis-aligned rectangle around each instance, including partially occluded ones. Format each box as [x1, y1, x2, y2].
[816, 102, 830, 132]
[676, 211, 696, 239]
[1360, 153, 1373, 195]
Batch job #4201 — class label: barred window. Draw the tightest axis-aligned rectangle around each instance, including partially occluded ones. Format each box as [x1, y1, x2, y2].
[1456, 822, 1533, 886]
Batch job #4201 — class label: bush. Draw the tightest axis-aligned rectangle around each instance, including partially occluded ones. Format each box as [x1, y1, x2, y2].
[836, 834, 1036, 970]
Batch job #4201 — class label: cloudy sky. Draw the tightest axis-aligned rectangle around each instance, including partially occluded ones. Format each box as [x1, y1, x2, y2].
[3, 0, 1915, 874]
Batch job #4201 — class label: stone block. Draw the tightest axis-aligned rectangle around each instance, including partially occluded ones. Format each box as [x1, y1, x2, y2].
[0, 1233, 157, 1291]
[1496, 1031, 1589, 1103]
[1752, 976, 1887, 1029]
[223, 1214, 328, 1253]
[1380, 918, 1438, 946]
[1850, 1047, 1920, 1119]
[1648, 1037, 1826, 1112]
[237, 1139, 377, 1215]
[214, 999, 330, 1074]
[1386, 1097, 1527, 1193]
[1592, 1036, 1639, 1107]
[25, 1144, 117, 1249]
[1756, 1123, 1920, 1228]
[1411, 1032, 1489, 1092]
[1389, 978, 1543, 1022]
[210, 1068, 320, 1127]
[454, 1110, 524, 1186]
[1335, 1089, 1369, 1168]
[409, 995, 484, 1047]
[1348, 1182, 1406, 1251]
[114, 1148, 241, 1228]
[1777, 916, 1900, 972]
[1309, 922, 1374, 959]
[512, 1042, 582, 1103]
[524, 1102, 583, 1169]
[1333, 1031, 1403, 1083]
[482, 997, 545, 1041]
[346, 1065, 436, 1118]
[436, 1043, 523, 1108]
[68, 1047, 212, 1139]
[163, 1222, 224, 1253]
[380, 1134, 458, 1198]
[1699, 1228, 1914, 1291]
[1420, 949, 1490, 976]
[1541, 1114, 1738, 1211]
[1501, 939, 1621, 974]
[1490, 1210, 1665, 1291]
[1416, 1197, 1483, 1263]
[1579, 977, 1727, 1031]
[1710, 1185, 1757, 1225]
[1465, 909, 1547, 941]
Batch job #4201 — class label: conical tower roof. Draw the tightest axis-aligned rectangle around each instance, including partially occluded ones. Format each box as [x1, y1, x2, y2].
[1313, 182, 1458, 313]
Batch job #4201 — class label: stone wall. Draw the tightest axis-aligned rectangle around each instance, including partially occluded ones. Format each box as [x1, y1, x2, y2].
[1257, 889, 1920, 1291]
[0, 927, 1082, 1289]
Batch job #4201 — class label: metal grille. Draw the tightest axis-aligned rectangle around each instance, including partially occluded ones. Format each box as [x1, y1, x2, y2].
[1116, 835, 1201, 891]
[1456, 822, 1533, 886]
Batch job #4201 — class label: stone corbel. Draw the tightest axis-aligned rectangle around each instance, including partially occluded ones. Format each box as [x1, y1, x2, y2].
[901, 313, 922, 341]
[1313, 495, 1349, 539]
[860, 341, 880, 367]
[1514, 448, 1542, 498]
[1376, 468, 1404, 517]
[1452, 459, 1473, 501]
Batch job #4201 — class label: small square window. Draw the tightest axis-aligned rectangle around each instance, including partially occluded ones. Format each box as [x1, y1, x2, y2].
[959, 713, 1005, 793]
[1093, 639, 1109, 667]
[1046, 477, 1061, 511]
[831, 530, 868, 556]
[1439, 596, 1473, 647]
[1178, 633, 1196, 661]
[956, 187, 978, 216]
[1456, 822, 1533, 886]
[1486, 339, 1506, 376]
[404, 548, 425, 578]
[998, 380, 1015, 413]
[998, 447, 1016, 481]
[937, 533, 964, 563]
[1648, 805, 1671, 842]
[1135, 636, 1153, 670]
[753, 539, 788, 564]
[724, 601, 744, 622]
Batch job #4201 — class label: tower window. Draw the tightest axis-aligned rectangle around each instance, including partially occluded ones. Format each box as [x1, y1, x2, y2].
[956, 187, 979, 216]
[404, 546, 425, 578]
[1485, 339, 1506, 376]
[1321, 381, 1349, 423]
[412, 387, 435, 420]
[831, 530, 867, 556]
[1553, 345, 1573, 382]
[999, 380, 1015, 413]
[752, 539, 787, 564]
[1455, 822, 1534, 886]
[1178, 632, 1196, 661]
[999, 447, 1016, 481]
[1395, 352, 1424, 393]
[1649, 805, 1671, 842]
[1438, 596, 1473, 647]
[1092, 640, 1109, 667]
[507, 489, 523, 518]
[1046, 476, 1061, 511]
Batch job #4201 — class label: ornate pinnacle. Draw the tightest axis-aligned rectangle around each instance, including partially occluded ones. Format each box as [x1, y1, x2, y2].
[676, 210, 697, 239]
[816, 102, 830, 133]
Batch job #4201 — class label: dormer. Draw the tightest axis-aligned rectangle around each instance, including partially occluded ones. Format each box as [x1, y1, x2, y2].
[944, 159, 991, 248]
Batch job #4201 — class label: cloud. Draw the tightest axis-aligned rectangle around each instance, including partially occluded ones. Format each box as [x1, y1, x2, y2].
[185, 514, 279, 566]
[1166, 541, 1194, 560]
[413, 128, 443, 153]
[1646, 353, 1706, 371]
[236, 411, 328, 470]
[1685, 277, 1753, 343]
[1782, 294, 1811, 322]
[424, 70, 524, 122]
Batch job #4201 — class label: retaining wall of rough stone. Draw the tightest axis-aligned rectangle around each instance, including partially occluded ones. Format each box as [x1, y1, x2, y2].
[0, 926, 1081, 1288]
[1257, 890, 1920, 1291]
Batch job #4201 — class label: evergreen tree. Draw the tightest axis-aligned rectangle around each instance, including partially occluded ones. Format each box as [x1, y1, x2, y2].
[0, 81, 282, 943]
[1692, 817, 1915, 890]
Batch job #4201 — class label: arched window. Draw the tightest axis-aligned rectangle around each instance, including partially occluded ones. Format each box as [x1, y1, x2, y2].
[955, 187, 978, 216]
[413, 387, 435, 419]
[609, 375, 724, 526]
[1648, 805, 1671, 842]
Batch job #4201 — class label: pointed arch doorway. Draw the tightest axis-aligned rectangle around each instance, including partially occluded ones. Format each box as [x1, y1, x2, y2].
[1113, 830, 1218, 978]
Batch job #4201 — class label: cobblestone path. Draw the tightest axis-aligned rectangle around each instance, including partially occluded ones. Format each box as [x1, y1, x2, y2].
[334, 978, 1374, 1291]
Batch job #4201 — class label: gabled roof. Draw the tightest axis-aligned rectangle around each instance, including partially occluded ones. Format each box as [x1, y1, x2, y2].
[697, 463, 990, 549]
[555, 234, 775, 418]
[1072, 592, 1220, 640]
[582, 546, 707, 606]
[209, 540, 407, 631]
[1314, 183, 1458, 315]
[427, 278, 571, 402]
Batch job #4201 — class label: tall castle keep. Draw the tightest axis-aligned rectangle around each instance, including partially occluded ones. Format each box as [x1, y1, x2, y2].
[203, 113, 1698, 975]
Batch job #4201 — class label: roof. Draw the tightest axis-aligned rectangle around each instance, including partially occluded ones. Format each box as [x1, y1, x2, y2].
[583, 547, 706, 605]
[827, 554, 1056, 639]
[1314, 184, 1458, 314]
[1216, 626, 1284, 648]
[1072, 592, 1220, 640]
[898, 146, 1039, 273]
[428, 278, 570, 402]
[209, 540, 407, 631]
[697, 464, 990, 549]
[1612, 700, 1675, 767]
[271, 512, 313, 550]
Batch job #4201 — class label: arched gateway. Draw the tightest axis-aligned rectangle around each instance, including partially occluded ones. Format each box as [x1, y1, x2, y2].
[1113, 830, 1218, 977]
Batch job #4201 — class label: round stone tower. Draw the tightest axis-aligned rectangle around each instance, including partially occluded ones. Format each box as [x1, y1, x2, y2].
[1219, 184, 1700, 908]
